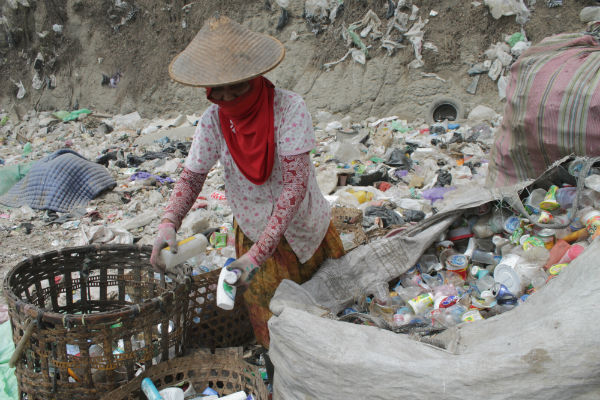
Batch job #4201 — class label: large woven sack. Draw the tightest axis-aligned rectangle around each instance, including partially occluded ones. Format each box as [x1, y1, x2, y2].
[268, 171, 600, 399]
[487, 32, 600, 188]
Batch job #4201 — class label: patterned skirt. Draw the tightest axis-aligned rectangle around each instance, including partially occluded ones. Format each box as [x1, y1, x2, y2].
[234, 220, 345, 348]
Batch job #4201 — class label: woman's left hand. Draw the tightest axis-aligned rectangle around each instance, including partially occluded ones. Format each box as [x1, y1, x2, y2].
[226, 253, 260, 286]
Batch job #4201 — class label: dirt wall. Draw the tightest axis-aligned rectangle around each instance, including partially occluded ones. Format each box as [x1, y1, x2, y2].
[0, 0, 588, 121]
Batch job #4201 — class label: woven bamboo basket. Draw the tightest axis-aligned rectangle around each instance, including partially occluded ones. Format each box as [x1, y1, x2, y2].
[3, 244, 190, 400]
[102, 347, 269, 400]
[186, 268, 255, 349]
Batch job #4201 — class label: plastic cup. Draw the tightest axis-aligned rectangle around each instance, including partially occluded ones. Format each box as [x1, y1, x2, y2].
[159, 388, 185, 400]
[493, 254, 522, 296]
[540, 185, 560, 211]
[556, 186, 576, 208]
[524, 188, 546, 215]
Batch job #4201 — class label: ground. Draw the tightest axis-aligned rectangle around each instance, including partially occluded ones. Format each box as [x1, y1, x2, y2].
[0, 0, 593, 297]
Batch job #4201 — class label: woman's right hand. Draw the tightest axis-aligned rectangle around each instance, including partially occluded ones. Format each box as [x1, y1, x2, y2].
[150, 220, 178, 272]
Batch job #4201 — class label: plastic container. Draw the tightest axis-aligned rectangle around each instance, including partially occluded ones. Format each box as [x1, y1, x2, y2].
[544, 239, 570, 269]
[559, 227, 589, 243]
[160, 234, 208, 270]
[475, 274, 496, 293]
[488, 208, 512, 234]
[540, 185, 560, 211]
[524, 188, 546, 214]
[493, 254, 522, 296]
[556, 186, 577, 209]
[159, 387, 184, 400]
[583, 209, 600, 236]
[417, 254, 443, 273]
[141, 378, 164, 400]
[472, 249, 497, 265]
[536, 228, 556, 249]
[219, 392, 248, 400]
[408, 293, 434, 315]
[473, 214, 494, 238]
[216, 258, 240, 310]
[558, 242, 587, 264]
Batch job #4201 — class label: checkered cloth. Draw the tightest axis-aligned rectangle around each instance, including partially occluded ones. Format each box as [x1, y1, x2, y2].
[0, 149, 116, 212]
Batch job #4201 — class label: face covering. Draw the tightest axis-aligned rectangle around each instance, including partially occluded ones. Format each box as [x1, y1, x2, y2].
[206, 76, 275, 185]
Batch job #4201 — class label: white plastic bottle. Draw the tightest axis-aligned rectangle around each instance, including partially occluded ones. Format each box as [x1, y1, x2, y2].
[160, 234, 208, 271]
[219, 391, 248, 400]
[216, 258, 240, 310]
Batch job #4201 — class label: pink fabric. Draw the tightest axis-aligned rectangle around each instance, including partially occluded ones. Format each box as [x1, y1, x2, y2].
[488, 33, 600, 187]
[246, 153, 310, 265]
[163, 168, 207, 229]
[185, 88, 331, 263]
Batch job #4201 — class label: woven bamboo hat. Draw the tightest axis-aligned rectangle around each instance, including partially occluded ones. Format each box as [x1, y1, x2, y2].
[168, 15, 285, 87]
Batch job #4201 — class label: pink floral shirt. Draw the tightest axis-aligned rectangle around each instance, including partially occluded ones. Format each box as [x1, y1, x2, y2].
[184, 89, 331, 263]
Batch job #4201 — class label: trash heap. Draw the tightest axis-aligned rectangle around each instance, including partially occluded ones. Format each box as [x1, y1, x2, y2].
[311, 108, 498, 250]
[337, 160, 600, 336]
[0, 108, 241, 271]
[0, 103, 500, 276]
[467, 32, 531, 98]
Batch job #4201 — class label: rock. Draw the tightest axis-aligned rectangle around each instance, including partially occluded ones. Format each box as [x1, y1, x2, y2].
[316, 166, 338, 195]
[147, 190, 164, 206]
[467, 105, 498, 123]
[409, 175, 425, 188]
[134, 125, 195, 146]
[180, 209, 211, 235]
[111, 112, 141, 129]
[154, 158, 180, 173]
[118, 211, 156, 230]
[580, 6, 600, 23]
[329, 141, 363, 163]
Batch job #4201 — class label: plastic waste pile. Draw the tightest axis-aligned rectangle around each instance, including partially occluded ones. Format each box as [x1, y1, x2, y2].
[0, 103, 500, 274]
[0, 108, 241, 271]
[336, 160, 600, 336]
[320, 3, 439, 69]
[467, 31, 531, 97]
[311, 110, 497, 250]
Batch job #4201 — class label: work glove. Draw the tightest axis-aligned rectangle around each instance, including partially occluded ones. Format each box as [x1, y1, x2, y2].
[150, 221, 178, 272]
[225, 253, 260, 287]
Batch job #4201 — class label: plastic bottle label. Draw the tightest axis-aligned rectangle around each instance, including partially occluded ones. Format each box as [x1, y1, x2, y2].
[222, 281, 235, 301]
[164, 235, 197, 252]
[503, 216, 520, 234]
[540, 185, 560, 211]
[586, 215, 600, 235]
[548, 263, 567, 276]
[408, 293, 433, 314]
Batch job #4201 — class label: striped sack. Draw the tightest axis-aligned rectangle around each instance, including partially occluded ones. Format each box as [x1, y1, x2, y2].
[487, 32, 600, 188]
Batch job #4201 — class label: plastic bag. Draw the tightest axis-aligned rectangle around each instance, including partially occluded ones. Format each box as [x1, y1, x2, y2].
[484, 0, 530, 24]
[0, 162, 34, 196]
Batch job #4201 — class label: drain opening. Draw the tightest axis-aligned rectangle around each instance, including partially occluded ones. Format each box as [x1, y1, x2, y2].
[432, 103, 458, 122]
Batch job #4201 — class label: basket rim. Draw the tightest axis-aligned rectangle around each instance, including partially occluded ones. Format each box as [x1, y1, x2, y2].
[101, 347, 269, 400]
[3, 244, 188, 326]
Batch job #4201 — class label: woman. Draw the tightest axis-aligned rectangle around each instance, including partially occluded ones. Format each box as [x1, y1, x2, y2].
[150, 15, 344, 348]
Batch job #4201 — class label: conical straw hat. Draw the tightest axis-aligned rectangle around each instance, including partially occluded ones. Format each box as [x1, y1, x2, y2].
[168, 15, 285, 87]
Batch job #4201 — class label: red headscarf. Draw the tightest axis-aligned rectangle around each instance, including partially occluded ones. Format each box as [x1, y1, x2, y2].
[206, 76, 275, 185]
